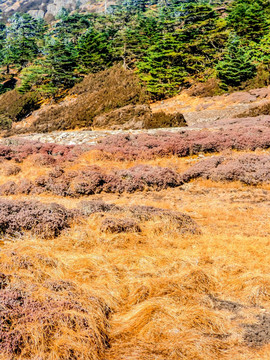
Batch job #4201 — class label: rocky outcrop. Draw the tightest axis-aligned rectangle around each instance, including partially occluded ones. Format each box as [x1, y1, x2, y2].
[0, 0, 115, 20]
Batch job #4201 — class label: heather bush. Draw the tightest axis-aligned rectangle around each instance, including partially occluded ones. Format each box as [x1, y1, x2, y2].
[181, 154, 270, 185]
[3, 165, 182, 197]
[94, 116, 270, 160]
[0, 199, 74, 238]
[0, 139, 84, 163]
[100, 217, 142, 233]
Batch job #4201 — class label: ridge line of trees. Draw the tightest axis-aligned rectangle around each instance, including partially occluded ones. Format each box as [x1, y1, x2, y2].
[0, 0, 269, 99]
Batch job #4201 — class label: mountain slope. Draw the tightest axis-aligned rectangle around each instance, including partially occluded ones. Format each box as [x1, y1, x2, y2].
[0, 0, 113, 20]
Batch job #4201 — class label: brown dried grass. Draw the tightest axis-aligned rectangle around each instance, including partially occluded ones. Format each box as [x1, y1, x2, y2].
[0, 149, 270, 359]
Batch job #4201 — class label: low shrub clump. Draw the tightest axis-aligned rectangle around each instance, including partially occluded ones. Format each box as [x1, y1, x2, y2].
[101, 217, 142, 233]
[92, 105, 186, 130]
[0, 139, 85, 163]
[2, 164, 21, 176]
[77, 200, 201, 234]
[181, 153, 270, 185]
[0, 250, 110, 360]
[0, 199, 75, 238]
[94, 116, 270, 160]
[0, 165, 182, 197]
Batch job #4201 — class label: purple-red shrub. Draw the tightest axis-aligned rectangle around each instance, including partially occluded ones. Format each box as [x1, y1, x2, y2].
[0, 139, 87, 164]
[0, 199, 74, 238]
[1, 165, 182, 197]
[181, 154, 270, 185]
[94, 116, 270, 160]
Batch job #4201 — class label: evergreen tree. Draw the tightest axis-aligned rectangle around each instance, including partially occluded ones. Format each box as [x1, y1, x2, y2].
[77, 28, 112, 72]
[227, 0, 269, 42]
[216, 34, 256, 88]
[1, 13, 45, 72]
[41, 38, 79, 95]
[137, 31, 188, 98]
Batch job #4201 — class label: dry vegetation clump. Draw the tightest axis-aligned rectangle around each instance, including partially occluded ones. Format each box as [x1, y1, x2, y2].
[77, 200, 200, 234]
[0, 139, 85, 163]
[78, 200, 120, 216]
[0, 90, 40, 127]
[0, 248, 110, 360]
[92, 105, 186, 130]
[186, 78, 221, 97]
[244, 314, 270, 348]
[0, 199, 75, 238]
[2, 164, 21, 176]
[236, 102, 270, 118]
[101, 217, 142, 233]
[181, 153, 270, 185]
[94, 116, 270, 160]
[25, 66, 148, 133]
[0, 164, 182, 197]
[147, 111, 187, 129]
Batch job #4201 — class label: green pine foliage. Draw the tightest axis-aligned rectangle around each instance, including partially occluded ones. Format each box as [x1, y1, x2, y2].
[0, 0, 269, 100]
[216, 34, 256, 89]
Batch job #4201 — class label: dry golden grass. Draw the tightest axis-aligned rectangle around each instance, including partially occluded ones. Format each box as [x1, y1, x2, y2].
[1, 152, 270, 359]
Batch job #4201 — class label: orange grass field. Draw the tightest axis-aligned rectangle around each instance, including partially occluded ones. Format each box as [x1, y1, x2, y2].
[0, 149, 270, 360]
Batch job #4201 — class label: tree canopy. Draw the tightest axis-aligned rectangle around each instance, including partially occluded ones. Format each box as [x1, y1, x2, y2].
[0, 0, 269, 98]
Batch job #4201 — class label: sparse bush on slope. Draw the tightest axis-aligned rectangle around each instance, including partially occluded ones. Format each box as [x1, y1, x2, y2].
[0, 90, 40, 124]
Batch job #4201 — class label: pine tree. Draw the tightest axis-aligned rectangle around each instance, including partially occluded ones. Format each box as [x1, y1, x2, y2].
[227, 0, 269, 42]
[137, 31, 188, 98]
[77, 28, 112, 73]
[41, 38, 79, 96]
[216, 34, 256, 88]
[1, 13, 45, 72]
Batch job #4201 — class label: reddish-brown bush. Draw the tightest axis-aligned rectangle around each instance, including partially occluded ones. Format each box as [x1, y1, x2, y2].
[0, 139, 86, 163]
[1, 165, 182, 197]
[94, 116, 270, 160]
[0, 199, 74, 238]
[181, 154, 270, 185]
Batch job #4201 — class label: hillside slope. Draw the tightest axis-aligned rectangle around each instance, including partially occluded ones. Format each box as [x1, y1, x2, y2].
[0, 0, 113, 20]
